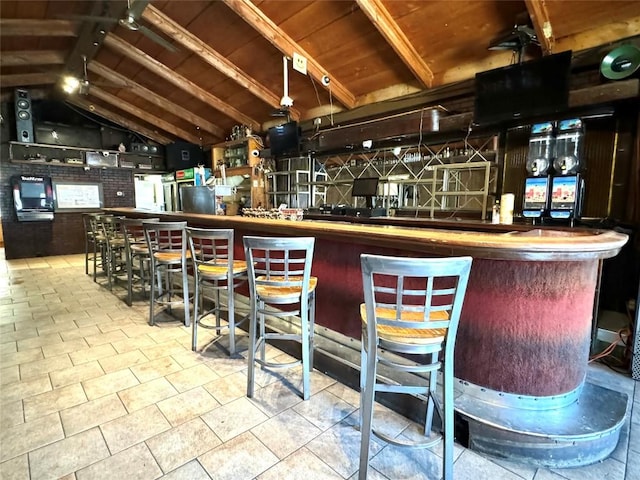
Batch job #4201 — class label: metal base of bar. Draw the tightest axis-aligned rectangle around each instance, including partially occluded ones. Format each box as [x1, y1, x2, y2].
[455, 380, 628, 468]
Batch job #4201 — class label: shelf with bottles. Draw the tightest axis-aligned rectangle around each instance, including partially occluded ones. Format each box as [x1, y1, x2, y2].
[211, 136, 266, 209]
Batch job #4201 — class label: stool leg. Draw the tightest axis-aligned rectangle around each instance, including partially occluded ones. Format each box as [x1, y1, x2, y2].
[300, 304, 310, 401]
[228, 277, 236, 356]
[443, 359, 454, 480]
[359, 342, 377, 480]
[247, 298, 258, 398]
[126, 252, 133, 307]
[425, 352, 437, 435]
[192, 276, 200, 351]
[182, 259, 190, 327]
[259, 301, 266, 365]
[149, 261, 157, 326]
[308, 292, 315, 374]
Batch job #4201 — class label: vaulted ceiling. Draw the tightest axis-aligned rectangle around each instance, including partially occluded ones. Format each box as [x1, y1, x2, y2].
[1, 0, 639, 147]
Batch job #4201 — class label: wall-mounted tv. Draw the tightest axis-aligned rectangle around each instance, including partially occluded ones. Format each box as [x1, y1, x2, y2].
[474, 51, 572, 127]
[268, 121, 300, 157]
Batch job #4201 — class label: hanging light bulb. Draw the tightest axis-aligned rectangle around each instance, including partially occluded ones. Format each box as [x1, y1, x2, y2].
[62, 76, 80, 94]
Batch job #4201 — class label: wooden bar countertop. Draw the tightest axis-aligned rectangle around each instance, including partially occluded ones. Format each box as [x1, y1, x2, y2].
[106, 208, 628, 262]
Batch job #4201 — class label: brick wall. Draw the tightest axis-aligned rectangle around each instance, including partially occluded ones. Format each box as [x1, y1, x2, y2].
[0, 143, 136, 259]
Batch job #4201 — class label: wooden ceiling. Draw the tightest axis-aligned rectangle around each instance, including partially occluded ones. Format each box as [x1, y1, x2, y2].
[1, 0, 639, 147]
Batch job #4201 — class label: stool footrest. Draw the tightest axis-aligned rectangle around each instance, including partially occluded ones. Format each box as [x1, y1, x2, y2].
[373, 428, 442, 449]
[256, 358, 302, 370]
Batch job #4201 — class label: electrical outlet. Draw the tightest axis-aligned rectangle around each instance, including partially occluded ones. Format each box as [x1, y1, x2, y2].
[292, 52, 307, 75]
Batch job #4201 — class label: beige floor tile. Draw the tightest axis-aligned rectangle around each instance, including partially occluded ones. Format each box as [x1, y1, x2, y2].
[248, 380, 304, 417]
[201, 396, 269, 442]
[141, 340, 187, 360]
[0, 454, 29, 480]
[20, 353, 73, 380]
[82, 368, 139, 400]
[99, 349, 149, 373]
[0, 365, 20, 385]
[156, 386, 220, 427]
[23, 383, 87, 422]
[111, 335, 157, 354]
[16, 332, 63, 352]
[41, 339, 89, 359]
[0, 348, 43, 368]
[100, 404, 171, 454]
[165, 363, 219, 393]
[0, 400, 24, 429]
[130, 356, 183, 383]
[69, 343, 117, 365]
[251, 409, 322, 459]
[0, 341, 17, 355]
[83, 329, 128, 347]
[146, 326, 190, 343]
[203, 371, 247, 405]
[293, 389, 357, 431]
[37, 321, 80, 337]
[0, 412, 64, 462]
[198, 431, 278, 480]
[76, 442, 162, 480]
[326, 381, 362, 407]
[257, 447, 343, 480]
[118, 377, 178, 412]
[28, 427, 110, 480]
[1, 375, 51, 404]
[120, 324, 155, 338]
[50, 360, 105, 389]
[0, 328, 39, 344]
[147, 417, 221, 473]
[60, 393, 128, 436]
[170, 350, 209, 369]
[159, 459, 211, 480]
[59, 325, 101, 341]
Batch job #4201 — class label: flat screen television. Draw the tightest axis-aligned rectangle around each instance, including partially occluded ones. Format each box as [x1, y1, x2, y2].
[268, 121, 300, 157]
[474, 51, 572, 126]
[352, 177, 379, 208]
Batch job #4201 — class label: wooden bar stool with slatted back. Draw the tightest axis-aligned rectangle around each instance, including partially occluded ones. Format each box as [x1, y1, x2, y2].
[243, 236, 317, 400]
[186, 227, 248, 355]
[358, 254, 472, 480]
[121, 217, 158, 306]
[143, 221, 191, 327]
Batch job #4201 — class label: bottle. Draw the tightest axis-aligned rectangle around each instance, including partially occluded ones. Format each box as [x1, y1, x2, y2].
[492, 201, 500, 224]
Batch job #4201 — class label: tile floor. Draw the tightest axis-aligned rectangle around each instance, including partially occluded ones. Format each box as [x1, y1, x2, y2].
[0, 251, 638, 479]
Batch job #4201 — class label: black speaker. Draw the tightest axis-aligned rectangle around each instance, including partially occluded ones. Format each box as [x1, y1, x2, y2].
[600, 45, 640, 80]
[15, 88, 34, 143]
[131, 142, 150, 153]
[165, 141, 203, 170]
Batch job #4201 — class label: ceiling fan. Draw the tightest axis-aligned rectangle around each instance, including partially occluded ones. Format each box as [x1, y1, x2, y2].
[63, 0, 178, 52]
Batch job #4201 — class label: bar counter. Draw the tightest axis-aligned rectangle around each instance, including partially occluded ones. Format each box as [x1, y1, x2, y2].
[108, 208, 627, 396]
[107, 208, 630, 465]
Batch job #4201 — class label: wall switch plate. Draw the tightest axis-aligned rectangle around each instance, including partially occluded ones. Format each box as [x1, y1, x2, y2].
[293, 52, 307, 75]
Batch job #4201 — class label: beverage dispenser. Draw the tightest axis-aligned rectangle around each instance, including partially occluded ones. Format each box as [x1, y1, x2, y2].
[549, 118, 585, 221]
[523, 122, 554, 220]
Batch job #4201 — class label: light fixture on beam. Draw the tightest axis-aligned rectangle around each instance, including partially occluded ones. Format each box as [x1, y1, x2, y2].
[62, 75, 80, 94]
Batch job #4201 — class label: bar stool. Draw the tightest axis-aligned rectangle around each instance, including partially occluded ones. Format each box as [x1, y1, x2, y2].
[186, 227, 248, 355]
[143, 221, 191, 327]
[121, 217, 158, 306]
[100, 215, 126, 290]
[86, 213, 108, 282]
[358, 254, 472, 480]
[243, 236, 316, 400]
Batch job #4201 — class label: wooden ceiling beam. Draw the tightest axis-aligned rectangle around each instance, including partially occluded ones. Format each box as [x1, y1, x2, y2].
[0, 50, 66, 67]
[87, 86, 203, 145]
[104, 34, 260, 132]
[0, 19, 77, 37]
[223, 0, 356, 109]
[555, 15, 640, 53]
[524, 0, 555, 54]
[355, 0, 434, 88]
[66, 96, 173, 145]
[0, 72, 60, 88]
[88, 61, 225, 140]
[142, 5, 300, 120]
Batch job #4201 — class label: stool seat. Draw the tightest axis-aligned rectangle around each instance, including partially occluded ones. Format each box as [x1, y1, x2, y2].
[154, 249, 192, 263]
[360, 304, 448, 344]
[256, 275, 317, 301]
[130, 243, 149, 254]
[199, 260, 247, 278]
